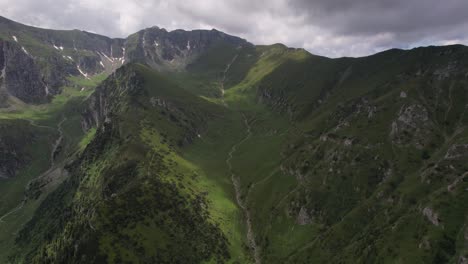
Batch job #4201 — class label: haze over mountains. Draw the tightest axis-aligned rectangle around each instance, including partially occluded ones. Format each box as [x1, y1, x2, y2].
[0, 15, 467, 264]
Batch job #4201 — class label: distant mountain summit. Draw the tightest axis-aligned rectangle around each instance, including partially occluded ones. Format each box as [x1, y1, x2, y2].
[0, 15, 467, 264]
[0, 16, 250, 106]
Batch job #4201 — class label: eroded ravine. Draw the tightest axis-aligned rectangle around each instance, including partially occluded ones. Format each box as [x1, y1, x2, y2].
[226, 115, 261, 264]
[219, 54, 238, 105]
[0, 116, 66, 224]
[50, 117, 67, 167]
[0, 201, 24, 223]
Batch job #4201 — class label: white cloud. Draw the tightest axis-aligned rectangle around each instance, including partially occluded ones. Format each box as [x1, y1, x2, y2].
[0, 0, 467, 57]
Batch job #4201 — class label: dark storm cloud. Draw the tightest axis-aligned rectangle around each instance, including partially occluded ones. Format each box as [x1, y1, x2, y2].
[0, 0, 467, 57]
[289, 0, 468, 50]
[291, 0, 468, 35]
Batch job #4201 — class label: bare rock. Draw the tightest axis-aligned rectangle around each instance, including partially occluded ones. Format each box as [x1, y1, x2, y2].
[445, 144, 468, 160]
[297, 206, 312, 225]
[390, 104, 432, 148]
[459, 256, 468, 264]
[422, 207, 441, 226]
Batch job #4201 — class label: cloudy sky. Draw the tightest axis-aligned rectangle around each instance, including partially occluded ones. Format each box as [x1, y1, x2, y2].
[1, 0, 468, 57]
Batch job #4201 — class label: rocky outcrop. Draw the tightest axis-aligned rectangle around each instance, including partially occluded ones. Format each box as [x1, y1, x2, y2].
[125, 27, 250, 71]
[0, 120, 35, 178]
[257, 86, 295, 117]
[0, 15, 253, 105]
[0, 40, 49, 104]
[444, 144, 468, 160]
[81, 66, 143, 130]
[390, 104, 433, 148]
[82, 64, 209, 149]
[422, 207, 441, 226]
[420, 141, 468, 185]
[459, 256, 468, 264]
[297, 206, 313, 225]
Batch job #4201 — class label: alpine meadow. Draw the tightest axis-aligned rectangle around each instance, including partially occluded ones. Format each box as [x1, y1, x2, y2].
[0, 9, 467, 264]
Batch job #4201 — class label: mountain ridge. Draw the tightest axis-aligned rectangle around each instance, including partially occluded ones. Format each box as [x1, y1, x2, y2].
[1, 14, 467, 107]
[0, 15, 251, 106]
[0, 15, 467, 264]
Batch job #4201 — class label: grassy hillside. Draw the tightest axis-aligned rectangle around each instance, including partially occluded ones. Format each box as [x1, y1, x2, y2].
[0, 19, 467, 263]
[0, 74, 103, 262]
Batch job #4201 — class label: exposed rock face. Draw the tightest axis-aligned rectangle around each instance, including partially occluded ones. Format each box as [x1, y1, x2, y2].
[0, 140, 26, 179]
[297, 206, 313, 225]
[418, 237, 431, 250]
[0, 14, 251, 106]
[459, 256, 468, 264]
[81, 64, 212, 152]
[420, 142, 467, 185]
[81, 66, 143, 130]
[126, 27, 250, 71]
[422, 207, 441, 226]
[445, 144, 468, 160]
[0, 120, 35, 179]
[257, 86, 294, 117]
[0, 40, 48, 104]
[390, 104, 433, 148]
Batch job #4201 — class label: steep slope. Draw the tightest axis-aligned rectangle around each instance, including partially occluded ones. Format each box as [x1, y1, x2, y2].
[9, 64, 238, 263]
[0, 16, 467, 264]
[219, 44, 468, 263]
[125, 27, 251, 72]
[0, 72, 106, 262]
[0, 16, 124, 105]
[0, 16, 250, 107]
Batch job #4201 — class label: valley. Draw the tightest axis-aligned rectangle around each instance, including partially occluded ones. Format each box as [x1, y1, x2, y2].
[0, 15, 467, 263]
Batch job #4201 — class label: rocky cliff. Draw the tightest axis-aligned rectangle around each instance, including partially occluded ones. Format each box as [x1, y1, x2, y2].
[0, 16, 250, 106]
[0, 40, 48, 105]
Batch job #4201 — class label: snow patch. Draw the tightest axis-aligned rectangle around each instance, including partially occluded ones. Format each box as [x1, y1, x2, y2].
[21, 47, 30, 56]
[63, 55, 74, 61]
[77, 65, 90, 79]
[100, 52, 114, 62]
[12, 35, 18, 42]
[186, 40, 191, 50]
[59, 46, 64, 51]
[97, 48, 125, 67]
[53, 44, 59, 50]
[154, 41, 159, 47]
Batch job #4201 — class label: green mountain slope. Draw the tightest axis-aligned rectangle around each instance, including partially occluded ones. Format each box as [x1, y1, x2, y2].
[0, 17, 467, 264]
[0, 15, 249, 107]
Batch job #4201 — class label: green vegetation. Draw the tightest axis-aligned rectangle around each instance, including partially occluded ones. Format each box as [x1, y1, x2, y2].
[0, 18, 467, 263]
[0, 75, 102, 263]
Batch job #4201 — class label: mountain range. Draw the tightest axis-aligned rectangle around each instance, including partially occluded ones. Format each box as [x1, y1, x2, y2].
[0, 15, 467, 263]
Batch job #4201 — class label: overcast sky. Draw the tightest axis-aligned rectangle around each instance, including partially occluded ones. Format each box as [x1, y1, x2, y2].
[1, 0, 468, 57]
